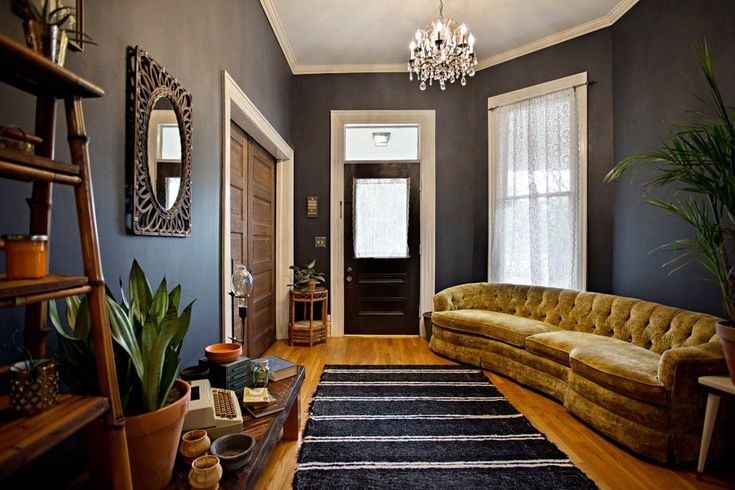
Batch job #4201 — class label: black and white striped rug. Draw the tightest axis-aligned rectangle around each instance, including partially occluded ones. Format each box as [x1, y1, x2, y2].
[294, 365, 596, 489]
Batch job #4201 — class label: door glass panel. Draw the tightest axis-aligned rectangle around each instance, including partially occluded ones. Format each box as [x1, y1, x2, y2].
[345, 125, 419, 161]
[353, 178, 410, 258]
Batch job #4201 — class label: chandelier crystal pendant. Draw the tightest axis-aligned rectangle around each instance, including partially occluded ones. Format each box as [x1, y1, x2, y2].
[407, 0, 477, 91]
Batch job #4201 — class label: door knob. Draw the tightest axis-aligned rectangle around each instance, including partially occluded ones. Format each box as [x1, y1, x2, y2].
[346, 276, 353, 282]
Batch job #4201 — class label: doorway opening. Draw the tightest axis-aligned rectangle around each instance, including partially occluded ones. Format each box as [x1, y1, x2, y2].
[330, 111, 435, 337]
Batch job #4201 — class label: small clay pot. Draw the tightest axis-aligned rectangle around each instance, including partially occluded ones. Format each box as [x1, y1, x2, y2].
[716, 321, 735, 384]
[188, 454, 223, 490]
[180, 429, 211, 464]
[306, 279, 317, 292]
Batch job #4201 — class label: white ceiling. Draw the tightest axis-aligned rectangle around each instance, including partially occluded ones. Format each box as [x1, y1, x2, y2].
[262, 0, 637, 74]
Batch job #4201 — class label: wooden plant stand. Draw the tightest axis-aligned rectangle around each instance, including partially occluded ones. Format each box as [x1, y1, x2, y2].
[289, 288, 328, 346]
[0, 34, 131, 487]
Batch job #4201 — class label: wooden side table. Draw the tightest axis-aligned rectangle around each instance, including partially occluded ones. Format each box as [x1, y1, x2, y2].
[289, 288, 328, 346]
[697, 375, 734, 474]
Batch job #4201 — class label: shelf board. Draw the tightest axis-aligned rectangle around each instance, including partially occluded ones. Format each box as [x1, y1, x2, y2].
[0, 147, 81, 185]
[0, 394, 109, 479]
[0, 275, 90, 308]
[0, 33, 104, 99]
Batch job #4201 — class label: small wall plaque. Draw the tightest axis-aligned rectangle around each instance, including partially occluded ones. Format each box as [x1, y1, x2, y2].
[307, 195, 318, 218]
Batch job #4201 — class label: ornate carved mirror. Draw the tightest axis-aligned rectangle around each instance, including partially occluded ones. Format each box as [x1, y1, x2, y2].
[127, 46, 192, 236]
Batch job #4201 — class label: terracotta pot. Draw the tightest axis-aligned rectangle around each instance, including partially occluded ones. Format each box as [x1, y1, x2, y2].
[188, 454, 223, 490]
[126, 379, 191, 489]
[180, 429, 211, 464]
[716, 321, 735, 384]
[306, 279, 317, 292]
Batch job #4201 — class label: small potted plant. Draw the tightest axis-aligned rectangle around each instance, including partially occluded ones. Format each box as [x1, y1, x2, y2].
[11, 0, 94, 65]
[50, 259, 194, 489]
[288, 259, 326, 292]
[8, 333, 59, 415]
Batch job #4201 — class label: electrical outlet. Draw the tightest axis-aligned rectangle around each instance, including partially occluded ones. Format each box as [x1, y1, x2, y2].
[315, 236, 327, 248]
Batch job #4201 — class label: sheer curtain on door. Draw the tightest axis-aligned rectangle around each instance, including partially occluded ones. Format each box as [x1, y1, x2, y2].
[490, 87, 580, 289]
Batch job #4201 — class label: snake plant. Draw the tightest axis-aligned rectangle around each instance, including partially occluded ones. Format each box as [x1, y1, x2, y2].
[50, 259, 194, 414]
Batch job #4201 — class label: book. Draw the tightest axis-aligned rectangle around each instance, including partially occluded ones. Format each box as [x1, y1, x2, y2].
[242, 387, 276, 407]
[259, 355, 298, 381]
[243, 400, 285, 419]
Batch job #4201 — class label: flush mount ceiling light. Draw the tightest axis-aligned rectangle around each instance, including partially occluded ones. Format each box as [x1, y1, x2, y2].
[372, 132, 391, 147]
[407, 0, 477, 91]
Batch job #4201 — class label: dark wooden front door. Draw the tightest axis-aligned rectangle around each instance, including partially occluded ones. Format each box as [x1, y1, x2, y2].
[344, 163, 420, 335]
[230, 122, 276, 357]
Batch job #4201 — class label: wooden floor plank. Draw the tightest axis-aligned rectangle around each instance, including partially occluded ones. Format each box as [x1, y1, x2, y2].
[254, 337, 734, 490]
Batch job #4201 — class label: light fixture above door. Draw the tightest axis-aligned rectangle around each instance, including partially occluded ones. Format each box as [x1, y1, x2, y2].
[407, 0, 477, 91]
[371, 132, 391, 147]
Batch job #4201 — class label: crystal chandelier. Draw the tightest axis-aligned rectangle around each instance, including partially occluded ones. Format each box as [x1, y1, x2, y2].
[407, 0, 477, 91]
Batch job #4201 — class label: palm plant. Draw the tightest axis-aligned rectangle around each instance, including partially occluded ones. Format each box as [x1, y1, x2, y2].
[50, 259, 194, 414]
[604, 41, 734, 324]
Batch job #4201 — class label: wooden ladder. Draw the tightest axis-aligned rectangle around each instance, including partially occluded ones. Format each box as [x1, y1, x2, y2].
[0, 33, 132, 488]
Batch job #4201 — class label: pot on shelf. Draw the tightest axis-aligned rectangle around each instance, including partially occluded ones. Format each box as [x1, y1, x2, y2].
[23, 20, 68, 66]
[8, 360, 59, 415]
[306, 279, 317, 292]
[716, 321, 735, 384]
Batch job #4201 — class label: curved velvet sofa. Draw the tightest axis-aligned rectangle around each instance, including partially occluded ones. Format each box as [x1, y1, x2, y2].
[429, 283, 727, 463]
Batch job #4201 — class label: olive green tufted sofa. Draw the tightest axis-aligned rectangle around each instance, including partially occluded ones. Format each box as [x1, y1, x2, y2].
[429, 283, 728, 463]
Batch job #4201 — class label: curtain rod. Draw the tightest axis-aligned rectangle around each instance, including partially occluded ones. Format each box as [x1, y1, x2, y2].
[487, 80, 596, 111]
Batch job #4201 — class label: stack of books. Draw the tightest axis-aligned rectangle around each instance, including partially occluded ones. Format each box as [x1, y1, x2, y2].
[241, 387, 284, 418]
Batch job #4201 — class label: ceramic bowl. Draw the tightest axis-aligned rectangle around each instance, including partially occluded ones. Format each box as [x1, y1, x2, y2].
[210, 433, 255, 471]
[205, 343, 242, 364]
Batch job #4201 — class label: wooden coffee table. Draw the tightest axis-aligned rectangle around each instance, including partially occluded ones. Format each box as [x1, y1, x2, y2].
[169, 366, 305, 489]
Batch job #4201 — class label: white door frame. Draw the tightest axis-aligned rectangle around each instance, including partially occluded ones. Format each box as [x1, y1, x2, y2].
[221, 71, 294, 342]
[330, 110, 436, 337]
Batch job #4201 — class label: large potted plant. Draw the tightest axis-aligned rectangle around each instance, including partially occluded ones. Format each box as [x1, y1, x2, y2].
[605, 42, 735, 382]
[50, 260, 195, 489]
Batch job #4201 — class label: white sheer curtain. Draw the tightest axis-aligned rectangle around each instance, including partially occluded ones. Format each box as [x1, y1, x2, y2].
[490, 87, 580, 289]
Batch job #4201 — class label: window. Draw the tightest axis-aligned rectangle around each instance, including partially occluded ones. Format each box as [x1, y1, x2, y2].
[345, 125, 419, 161]
[157, 123, 182, 161]
[353, 178, 410, 259]
[488, 73, 587, 290]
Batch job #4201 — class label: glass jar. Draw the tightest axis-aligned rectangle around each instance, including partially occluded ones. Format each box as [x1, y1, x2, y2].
[1, 235, 49, 279]
[251, 359, 270, 388]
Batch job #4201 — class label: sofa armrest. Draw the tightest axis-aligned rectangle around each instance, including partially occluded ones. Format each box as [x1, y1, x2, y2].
[433, 289, 457, 312]
[657, 340, 727, 390]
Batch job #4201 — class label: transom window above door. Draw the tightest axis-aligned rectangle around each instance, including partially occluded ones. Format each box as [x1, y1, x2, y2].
[344, 124, 419, 161]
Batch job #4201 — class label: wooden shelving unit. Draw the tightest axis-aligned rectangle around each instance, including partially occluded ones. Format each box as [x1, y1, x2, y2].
[0, 33, 132, 487]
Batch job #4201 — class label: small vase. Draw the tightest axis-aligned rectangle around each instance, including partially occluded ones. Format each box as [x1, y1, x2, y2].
[180, 429, 211, 464]
[23, 20, 68, 66]
[716, 321, 735, 384]
[251, 359, 270, 388]
[188, 455, 223, 490]
[9, 360, 59, 415]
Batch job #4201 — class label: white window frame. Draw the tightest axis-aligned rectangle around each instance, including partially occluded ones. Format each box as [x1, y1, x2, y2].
[487, 72, 588, 290]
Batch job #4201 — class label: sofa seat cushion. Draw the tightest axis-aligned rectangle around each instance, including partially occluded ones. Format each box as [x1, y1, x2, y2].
[431, 309, 559, 347]
[570, 342, 667, 406]
[526, 331, 615, 367]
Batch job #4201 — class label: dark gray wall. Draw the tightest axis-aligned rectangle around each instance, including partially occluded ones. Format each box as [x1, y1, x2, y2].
[292, 75, 475, 292]
[292, 28, 613, 296]
[0, 0, 293, 367]
[611, 0, 735, 316]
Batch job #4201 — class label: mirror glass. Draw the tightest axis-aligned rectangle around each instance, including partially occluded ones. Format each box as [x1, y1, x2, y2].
[147, 96, 182, 209]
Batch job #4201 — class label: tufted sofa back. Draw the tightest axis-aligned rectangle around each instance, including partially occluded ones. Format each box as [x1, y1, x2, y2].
[435, 283, 721, 354]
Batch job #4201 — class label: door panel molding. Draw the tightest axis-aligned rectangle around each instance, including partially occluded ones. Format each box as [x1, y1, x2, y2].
[330, 110, 436, 337]
[222, 71, 294, 343]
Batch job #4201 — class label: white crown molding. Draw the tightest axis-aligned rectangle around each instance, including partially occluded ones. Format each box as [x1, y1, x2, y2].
[260, 0, 298, 73]
[262, 0, 638, 75]
[474, 0, 638, 71]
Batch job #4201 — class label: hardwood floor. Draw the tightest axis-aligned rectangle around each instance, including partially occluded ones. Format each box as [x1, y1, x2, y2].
[255, 337, 734, 490]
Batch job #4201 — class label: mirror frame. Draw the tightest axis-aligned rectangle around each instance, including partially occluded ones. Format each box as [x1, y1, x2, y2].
[128, 46, 193, 237]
